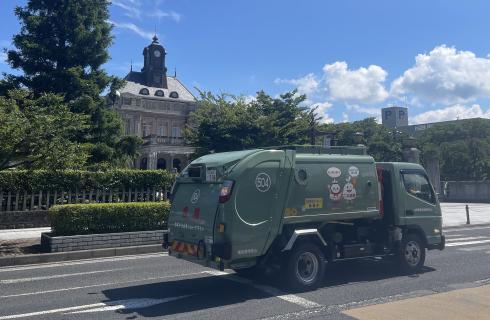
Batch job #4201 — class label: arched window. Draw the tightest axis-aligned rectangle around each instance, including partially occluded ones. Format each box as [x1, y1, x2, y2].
[140, 157, 148, 170]
[169, 91, 179, 99]
[172, 158, 182, 172]
[139, 88, 150, 95]
[154, 90, 164, 97]
[157, 158, 166, 170]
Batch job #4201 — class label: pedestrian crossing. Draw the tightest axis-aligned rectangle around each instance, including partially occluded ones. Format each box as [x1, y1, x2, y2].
[444, 229, 490, 254]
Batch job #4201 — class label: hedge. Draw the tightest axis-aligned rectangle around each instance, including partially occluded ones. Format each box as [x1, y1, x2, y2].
[0, 169, 175, 192]
[49, 201, 170, 236]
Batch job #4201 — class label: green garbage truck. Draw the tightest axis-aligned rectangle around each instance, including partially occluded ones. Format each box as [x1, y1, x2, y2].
[165, 146, 445, 290]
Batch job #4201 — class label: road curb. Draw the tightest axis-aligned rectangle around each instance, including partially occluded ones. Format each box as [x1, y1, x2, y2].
[0, 244, 164, 267]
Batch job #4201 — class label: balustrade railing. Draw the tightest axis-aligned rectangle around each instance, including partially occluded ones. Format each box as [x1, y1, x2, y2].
[0, 188, 167, 213]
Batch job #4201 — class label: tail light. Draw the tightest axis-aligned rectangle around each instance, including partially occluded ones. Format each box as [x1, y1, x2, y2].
[219, 180, 234, 203]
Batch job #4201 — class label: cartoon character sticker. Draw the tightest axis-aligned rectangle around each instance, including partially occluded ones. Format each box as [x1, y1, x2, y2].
[328, 181, 343, 201]
[342, 179, 357, 200]
[327, 167, 343, 202]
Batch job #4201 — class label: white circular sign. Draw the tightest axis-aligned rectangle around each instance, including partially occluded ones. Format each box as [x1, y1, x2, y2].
[255, 173, 271, 192]
[327, 167, 342, 178]
[348, 166, 359, 177]
[190, 189, 200, 204]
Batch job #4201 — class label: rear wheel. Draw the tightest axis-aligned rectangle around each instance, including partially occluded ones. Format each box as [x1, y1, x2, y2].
[398, 233, 426, 273]
[285, 243, 325, 291]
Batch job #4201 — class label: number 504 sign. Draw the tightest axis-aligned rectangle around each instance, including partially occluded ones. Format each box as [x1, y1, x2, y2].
[255, 173, 271, 192]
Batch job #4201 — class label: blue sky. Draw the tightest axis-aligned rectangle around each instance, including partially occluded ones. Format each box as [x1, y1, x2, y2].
[2, 0, 490, 124]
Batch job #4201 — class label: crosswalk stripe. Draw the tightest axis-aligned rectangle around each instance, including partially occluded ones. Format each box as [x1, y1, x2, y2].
[459, 244, 490, 252]
[446, 239, 490, 247]
[446, 236, 487, 242]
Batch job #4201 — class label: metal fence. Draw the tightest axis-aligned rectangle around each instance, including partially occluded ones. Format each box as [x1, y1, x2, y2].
[0, 188, 168, 213]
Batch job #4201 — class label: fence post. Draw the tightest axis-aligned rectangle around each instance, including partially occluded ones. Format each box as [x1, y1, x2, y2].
[466, 204, 470, 225]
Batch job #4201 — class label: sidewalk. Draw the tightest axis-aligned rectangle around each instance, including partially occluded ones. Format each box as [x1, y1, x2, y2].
[440, 202, 490, 227]
[343, 283, 490, 320]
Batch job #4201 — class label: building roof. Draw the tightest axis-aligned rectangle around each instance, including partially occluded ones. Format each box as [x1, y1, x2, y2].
[121, 72, 196, 102]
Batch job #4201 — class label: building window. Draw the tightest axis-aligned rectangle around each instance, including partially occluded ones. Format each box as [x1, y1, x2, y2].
[123, 97, 132, 105]
[142, 119, 152, 137]
[172, 126, 181, 138]
[139, 88, 150, 95]
[157, 158, 166, 170]
[135, 98, 141, 106]
[124, 119, 131, 135]
[157, 121, 167, 136]
[140, 158, 148, 170]
[172, 159, 182, 172]
[169, 91, 179, 99]
[155, 90, 164, 97]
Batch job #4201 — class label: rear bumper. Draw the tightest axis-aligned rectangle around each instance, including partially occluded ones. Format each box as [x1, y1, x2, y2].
[168, 248, 224, 270]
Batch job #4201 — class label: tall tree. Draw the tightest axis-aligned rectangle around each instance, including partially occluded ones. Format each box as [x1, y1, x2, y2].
[0, 90, 88, 170]
[3, 0, 140, 167]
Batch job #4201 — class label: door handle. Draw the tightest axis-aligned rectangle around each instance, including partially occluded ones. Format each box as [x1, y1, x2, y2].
[406, 209, 414, 216]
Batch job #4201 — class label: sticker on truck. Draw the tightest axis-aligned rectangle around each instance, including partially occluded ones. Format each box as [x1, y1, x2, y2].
[255, 173, 271, 192]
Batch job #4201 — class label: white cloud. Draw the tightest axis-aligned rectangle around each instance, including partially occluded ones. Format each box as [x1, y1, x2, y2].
[274, 73, 319, 96]
[391, 45, 490, 104]
[112, 0, 141, 19]
[342, 112, 349, 123]
[411, 104, 490, 124]
[148, 10, 181, 22]
[323, 61, 389, 104]
[275, 62, 389, 105]
[312, 101, 334, 123]
[109, 20, 153, 40]
[346, 104, 382, 123]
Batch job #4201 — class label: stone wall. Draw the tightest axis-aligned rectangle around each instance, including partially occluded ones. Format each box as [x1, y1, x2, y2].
[41, 230, 165, 253]
[441, 181, 490, 203]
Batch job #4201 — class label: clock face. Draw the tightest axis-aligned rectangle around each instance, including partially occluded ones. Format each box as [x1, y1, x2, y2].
[153, 50, 161, 58]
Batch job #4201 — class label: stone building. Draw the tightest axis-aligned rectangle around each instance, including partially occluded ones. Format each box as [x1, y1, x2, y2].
[112, 36, 197, 171]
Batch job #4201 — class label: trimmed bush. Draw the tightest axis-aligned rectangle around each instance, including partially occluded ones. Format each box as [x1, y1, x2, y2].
[0, 169, 175, 192]
[49, 201, 170, 236]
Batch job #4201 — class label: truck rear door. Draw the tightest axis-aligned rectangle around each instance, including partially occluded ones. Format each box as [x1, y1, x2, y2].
[168, 164, 220, 257]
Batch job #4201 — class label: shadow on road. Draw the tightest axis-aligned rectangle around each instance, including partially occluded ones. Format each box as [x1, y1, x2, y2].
[99, 259, 436, 318]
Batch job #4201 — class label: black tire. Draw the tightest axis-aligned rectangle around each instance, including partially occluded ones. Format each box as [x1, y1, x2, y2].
[398, 233, 426, 273]
[285, 243, 326, 291]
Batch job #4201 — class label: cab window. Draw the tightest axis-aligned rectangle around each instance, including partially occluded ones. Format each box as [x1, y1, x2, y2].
[402, 172, 435, 204]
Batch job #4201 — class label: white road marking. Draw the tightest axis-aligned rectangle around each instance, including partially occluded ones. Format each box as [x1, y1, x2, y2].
[0, 268, 128, 284]
[444, 234, 463, 238]
[0, 253, 167, 273]
[446, 239, 490, 247]
[445, 236, 487, 242]
[459, 244, 490, 252]
[66, 296, 193, 314]
[204, 270, 321, 309]
[0, 271, 208, 298]
[0, 296, 191, 319]
[444, 225, 490, 232]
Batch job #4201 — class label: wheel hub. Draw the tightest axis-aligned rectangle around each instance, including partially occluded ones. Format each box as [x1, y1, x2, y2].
[296, 252, 319, 284]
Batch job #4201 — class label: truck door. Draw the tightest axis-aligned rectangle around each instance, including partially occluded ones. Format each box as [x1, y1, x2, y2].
[400, 169, 441, 236]
[231, 150, 292, 257]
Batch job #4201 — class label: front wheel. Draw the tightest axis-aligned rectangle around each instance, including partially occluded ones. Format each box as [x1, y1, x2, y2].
[285, 243, 325, 291]
[398, 233, 426, 273]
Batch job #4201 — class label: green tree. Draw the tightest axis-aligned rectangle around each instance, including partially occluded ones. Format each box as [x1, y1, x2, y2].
[418, 119, 490, 180]
[185, 90, 317, 155]
[322, 118, 405, 162]
[0, 90, 88, 170]
[3, 0, 140, 167]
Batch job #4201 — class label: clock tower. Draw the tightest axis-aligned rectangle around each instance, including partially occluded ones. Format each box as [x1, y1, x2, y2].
[141, 35, 168, 88]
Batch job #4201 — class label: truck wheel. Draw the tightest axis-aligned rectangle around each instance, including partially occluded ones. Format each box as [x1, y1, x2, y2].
[286, 243, 325, 291]
[398, 233, 426, 273]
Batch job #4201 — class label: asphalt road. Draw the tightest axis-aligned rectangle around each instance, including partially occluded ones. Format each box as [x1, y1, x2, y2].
[1, 225, 490, 320]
